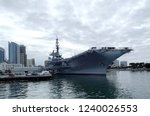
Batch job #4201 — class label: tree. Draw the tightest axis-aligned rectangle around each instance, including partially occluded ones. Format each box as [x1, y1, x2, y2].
[144, 63, 150, 68]
[129, 63, 136, 68]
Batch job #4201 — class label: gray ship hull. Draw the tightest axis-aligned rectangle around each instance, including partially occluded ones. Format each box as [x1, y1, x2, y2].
[55, 48, 132, 75]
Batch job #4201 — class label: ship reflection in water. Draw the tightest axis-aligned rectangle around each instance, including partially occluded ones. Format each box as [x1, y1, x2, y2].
[0, 71, 150, 99]
[53, 75, 118, 99]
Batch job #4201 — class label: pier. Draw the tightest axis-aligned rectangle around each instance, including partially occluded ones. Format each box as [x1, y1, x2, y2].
[0, 75, 52, 82]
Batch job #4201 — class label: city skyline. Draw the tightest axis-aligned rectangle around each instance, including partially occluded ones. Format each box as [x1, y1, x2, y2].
[1, 42, 36, 66]
[0, 0, 150, 65]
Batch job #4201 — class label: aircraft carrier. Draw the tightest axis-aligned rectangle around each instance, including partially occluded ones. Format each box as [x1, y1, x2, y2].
[47, 39, 132, 75]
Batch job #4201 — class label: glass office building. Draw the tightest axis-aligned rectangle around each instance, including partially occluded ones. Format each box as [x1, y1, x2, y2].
[8, 42, 20, 64]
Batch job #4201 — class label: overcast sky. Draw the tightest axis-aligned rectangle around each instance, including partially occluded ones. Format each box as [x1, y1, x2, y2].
[0, 0, 150, 65]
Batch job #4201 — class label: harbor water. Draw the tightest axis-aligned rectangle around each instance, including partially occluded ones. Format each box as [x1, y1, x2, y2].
[0, 70, 150, 99]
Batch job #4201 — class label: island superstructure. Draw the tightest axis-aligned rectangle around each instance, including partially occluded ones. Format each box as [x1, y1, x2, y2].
[47, 39, 132, 75]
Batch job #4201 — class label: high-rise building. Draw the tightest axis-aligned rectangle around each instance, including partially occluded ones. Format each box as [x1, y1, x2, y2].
[20, 45, 27, 67]
[8, 42, 27, 66]
[27, 58, 35, 67]
[8, 42, 20, 64]
[0, 47, 5, 63]
[17, 45, 20, 64]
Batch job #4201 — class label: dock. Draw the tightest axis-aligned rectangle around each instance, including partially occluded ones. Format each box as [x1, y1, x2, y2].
[0, 75, 53, 82]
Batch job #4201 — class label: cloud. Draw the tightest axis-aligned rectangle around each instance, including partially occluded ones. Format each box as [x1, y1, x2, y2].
[0, 0, 150, 65]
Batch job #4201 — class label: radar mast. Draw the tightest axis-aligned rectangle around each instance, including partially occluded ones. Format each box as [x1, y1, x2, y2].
[56, 38, 59, 55]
